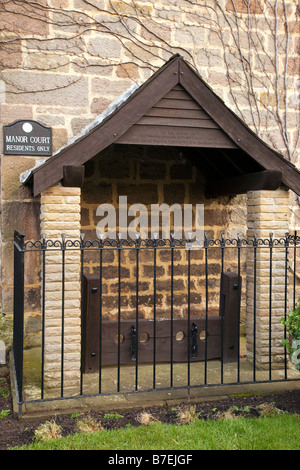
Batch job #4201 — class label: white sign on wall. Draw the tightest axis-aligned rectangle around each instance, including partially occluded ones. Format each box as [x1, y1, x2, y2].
[3, 120, 52, 156]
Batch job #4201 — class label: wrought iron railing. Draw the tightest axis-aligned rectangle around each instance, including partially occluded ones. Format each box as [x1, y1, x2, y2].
[13, 231, 300, 408]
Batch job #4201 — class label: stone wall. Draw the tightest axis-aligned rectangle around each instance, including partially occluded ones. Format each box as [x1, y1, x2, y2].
[1, 1, 298, 157]
[40, 184, 81, 395]
[81, 144, 248, 324]
[0, 0, 299, 351]
[0, 155, 41, 349]
[246, 188, 291, 369]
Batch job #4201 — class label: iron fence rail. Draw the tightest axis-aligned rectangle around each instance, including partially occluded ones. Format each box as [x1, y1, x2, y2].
[13, 231, 300, 406]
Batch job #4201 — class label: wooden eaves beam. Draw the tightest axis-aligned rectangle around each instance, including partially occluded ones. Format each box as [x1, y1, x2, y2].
[205, 170, 282, 198]
[62, 165, 85, 187]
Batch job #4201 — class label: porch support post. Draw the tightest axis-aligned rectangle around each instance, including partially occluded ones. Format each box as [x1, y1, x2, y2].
[40, 183, 81, 396]
[246, 186, 290, 370]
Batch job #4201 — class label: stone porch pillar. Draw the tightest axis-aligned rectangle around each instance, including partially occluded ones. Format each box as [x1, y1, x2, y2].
[246, 186, 290, 370]
[40, 183, 81, 396]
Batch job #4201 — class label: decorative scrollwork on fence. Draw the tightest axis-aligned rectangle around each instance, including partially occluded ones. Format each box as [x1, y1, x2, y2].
[15, 230, 300, 252]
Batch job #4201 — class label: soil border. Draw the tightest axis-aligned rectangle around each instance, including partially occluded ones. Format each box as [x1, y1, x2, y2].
[1, 367, 300, 450]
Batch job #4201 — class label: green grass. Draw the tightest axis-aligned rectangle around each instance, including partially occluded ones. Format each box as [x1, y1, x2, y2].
[12, 414, 300, 450]
[0, 380, 10, 399]
[103, 413, 124, 419]
[0, 409, 10, 419]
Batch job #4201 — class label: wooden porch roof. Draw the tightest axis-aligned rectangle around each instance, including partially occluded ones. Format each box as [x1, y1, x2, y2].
[28, 55, 300, 197]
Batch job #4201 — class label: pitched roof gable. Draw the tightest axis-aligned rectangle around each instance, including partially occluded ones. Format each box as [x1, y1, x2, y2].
[115, 83, 237, 148]
[29, 55, 300, 196]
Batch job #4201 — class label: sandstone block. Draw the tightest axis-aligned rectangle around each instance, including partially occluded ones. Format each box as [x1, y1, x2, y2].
[4, 71, 89, 107]
[2, 201, 40, 242]
[92, 77, 132, 96]
[42, 185, 81, 196]
[226, 0, 264, 14]
[87, 35, 122, 59]
[1, 104, 33, 125]
[1, 2, 49, 36]
[287, 57, 300, 75]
